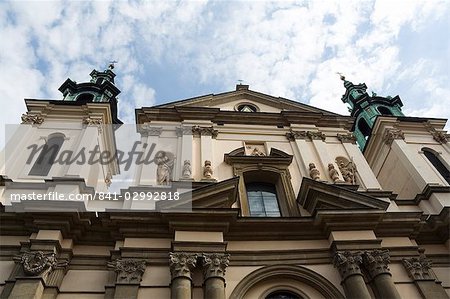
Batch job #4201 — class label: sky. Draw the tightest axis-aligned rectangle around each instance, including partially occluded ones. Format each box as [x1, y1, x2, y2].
[0, 0, 449, 148]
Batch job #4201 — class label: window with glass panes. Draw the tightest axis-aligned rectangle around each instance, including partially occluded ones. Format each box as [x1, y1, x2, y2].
[246, 183, 280, 217]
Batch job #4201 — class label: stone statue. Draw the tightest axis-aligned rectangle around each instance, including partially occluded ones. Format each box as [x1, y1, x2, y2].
[328, 163, 341, 183]
[338, 160, 356, 184]
[155, 151, 174, 185]
[203, 160, 213, 179]
[309, 163, 320, 181]
[182, 160, 192, 178]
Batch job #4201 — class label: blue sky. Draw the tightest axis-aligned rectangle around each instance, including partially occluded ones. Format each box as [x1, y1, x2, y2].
[0, 0, 449, 147]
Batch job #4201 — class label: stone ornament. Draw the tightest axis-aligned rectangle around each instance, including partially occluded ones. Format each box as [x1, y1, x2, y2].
[337, 133, 357, 144]
[182, 160, 192, 178]
[192, 126, 218, 138]
[336, 159, 356, 184]
[309, 163, 321, 181]
[285, 130, 307, 141]
[176, 126, 194, 137]
[383, 128, 405, 145]
[105, 172, 112, 187]
[140, 124, 163, 136]
[107, 258, 146, 283]
[83, 116, 103, 126]
[21, 113, 44, 125]
[402, 256, 433, 280]
[362, 249, 391, 279]
[333, 251, 363, 280]
[202, 253, 230, 280]
[169, 252, 197, 279]
[203, 160, 213, 179]
[307, 131, 326, 141]
[328, 163, 342, 183]
[155, 151, 175, 185]
[14, 251, 67, 276]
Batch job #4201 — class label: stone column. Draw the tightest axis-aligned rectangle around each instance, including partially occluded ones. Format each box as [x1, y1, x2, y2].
[362, 249, 401, 299]
[202, 253, 230, 299]
[403, 251, 448, 299]
[169, 252, 197, 299]
[193, 126, 217, 181]
[107, 258, 146, 299]
[333, 251, 371, 299]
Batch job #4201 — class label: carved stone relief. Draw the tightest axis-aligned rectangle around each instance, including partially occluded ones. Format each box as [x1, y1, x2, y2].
[333, 251, 363, 280]
[362, 249, 391, 279]
[13, 251, 67, 277]
[336, 158, 356, 184]
[402, 256, 434, 280]
[21, 113, 44, 125]
[169, 252, 197, 279]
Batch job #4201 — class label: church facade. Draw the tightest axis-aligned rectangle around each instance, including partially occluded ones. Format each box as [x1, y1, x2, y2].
[0, 68, 449, 299]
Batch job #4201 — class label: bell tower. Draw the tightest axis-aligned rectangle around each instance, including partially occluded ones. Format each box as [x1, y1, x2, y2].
[340, 74, 404, 149]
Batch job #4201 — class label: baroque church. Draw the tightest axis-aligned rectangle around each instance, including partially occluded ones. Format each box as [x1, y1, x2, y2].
[0, 67, 449, 299]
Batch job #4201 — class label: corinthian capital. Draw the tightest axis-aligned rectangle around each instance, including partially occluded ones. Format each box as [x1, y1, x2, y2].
[362, 249, 391, 279]
[169, 252, 197, 279]
[285, 130, 307, 141]
[383, 128, 404, 145]
[402, 256, 434, 280]
[202, 253, 230, 280]
[107, 258, 146, 283]
[21, 113, 44, 125]
[337, 133, 357, 144]
[333, 251, 363, 280]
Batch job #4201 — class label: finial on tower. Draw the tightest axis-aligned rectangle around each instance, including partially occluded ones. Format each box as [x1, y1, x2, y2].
[108, 60, 118, 70]
[336, 72, 345, 81]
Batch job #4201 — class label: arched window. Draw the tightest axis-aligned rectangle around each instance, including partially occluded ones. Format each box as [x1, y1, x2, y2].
[76, 93, 95, 102]
[422, 148, 450, 184]
[357, 117, 371, 140]
[246, 183, 280, 217]
[29, 134, 64, 176]
[266, 291, 301, 299]
[377, 106, 393, 115]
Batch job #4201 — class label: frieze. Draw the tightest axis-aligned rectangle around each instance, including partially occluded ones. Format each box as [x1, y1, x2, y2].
[169, 252, 197, 279]
[333, 251, 363, 280]
[21, 113, 44, 125]
[202, 253, 230, 280]
[107, 258, 146, 283]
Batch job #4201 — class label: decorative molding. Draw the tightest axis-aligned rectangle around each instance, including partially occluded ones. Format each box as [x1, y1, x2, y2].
[285, 130, 307, 141]
[337, 133, 357, 144]
[383, 128, 404, 145]
[202, 253, 230, 280]
[362, 249, 391, 279]
[107, 258, 146, 283]
[141, 124, 163, 136]
[307, 131, 326, 141]
[402, 256, 434, 280]
[13, 251, 67, 277]
[333, 251, 363, 280]
[21, 113, 44, 125]
[169, 252, 197, 279]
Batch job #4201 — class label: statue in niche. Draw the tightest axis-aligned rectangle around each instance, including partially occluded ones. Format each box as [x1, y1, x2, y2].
[328, 163, 342, 183]
[337, 159, 356, 184]
[309, 163, 321, 181]
[203, 160, 213, 179]
[155, 151, 175, 185]
[182, 160, 192, 178]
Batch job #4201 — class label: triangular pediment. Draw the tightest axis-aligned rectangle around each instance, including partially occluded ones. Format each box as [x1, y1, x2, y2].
[154, 88, 340, 116]
[298, 178, 389, 216]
